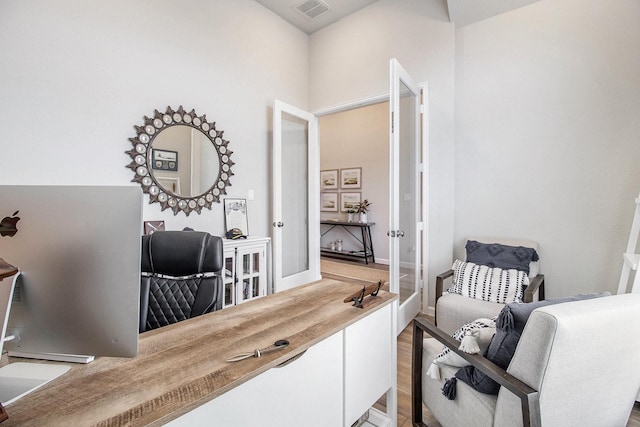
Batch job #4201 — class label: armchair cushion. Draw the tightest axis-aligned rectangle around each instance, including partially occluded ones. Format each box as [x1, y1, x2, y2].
[449, 260, 527, 304]
[466, 240, 539, 275]
[455, 292, 609, 395]
[436, 292, 504, 335]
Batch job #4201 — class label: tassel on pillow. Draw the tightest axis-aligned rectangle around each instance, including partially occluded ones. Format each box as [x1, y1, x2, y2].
[426, 362, 441, 380]
[497, 305, 514, 331]
[459, 331, 480, 354]
[442, 377, 457, 400]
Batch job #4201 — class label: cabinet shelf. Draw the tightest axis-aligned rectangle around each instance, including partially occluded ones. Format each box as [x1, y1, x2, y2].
[321, 247, 373, 262]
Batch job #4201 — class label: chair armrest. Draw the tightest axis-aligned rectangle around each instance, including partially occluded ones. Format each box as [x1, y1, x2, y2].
[412, 315, 541, 427]
[434, 269, 453, 325]
[524, 274, 545, 303]
[435, 269, 453, 302]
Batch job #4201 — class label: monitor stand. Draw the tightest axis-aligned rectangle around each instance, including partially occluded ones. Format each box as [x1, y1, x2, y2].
[7, 350, 94, 364]
[0, 266, 72, 404]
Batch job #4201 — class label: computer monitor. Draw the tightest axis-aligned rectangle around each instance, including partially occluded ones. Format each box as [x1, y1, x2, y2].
[0, 185, 142, 403]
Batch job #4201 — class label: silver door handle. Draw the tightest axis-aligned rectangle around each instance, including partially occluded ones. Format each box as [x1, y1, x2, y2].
[272, 221, 284, 228]
[397, 230, 405, 237]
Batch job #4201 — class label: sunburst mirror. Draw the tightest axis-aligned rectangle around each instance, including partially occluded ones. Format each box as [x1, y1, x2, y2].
[126, 106, 234, 215]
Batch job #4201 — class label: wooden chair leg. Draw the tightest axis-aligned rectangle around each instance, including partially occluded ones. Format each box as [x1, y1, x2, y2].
[412, 319, 428, 427]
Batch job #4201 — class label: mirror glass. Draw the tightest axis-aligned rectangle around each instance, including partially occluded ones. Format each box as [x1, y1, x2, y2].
[126, 106, 234, 215]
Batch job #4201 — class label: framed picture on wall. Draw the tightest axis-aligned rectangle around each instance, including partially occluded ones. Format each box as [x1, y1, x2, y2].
[320, 192, 338, 212]
[340, 192, 361, 212]
[340, 167, 361, 189]
[151, 149, 178, 171]
[144, 220, 165, 235]
[320, 169, 338, 191]
[224, 198, 249, 237]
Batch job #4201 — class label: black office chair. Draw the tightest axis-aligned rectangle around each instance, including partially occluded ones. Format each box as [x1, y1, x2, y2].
[139, 230, 224, 332]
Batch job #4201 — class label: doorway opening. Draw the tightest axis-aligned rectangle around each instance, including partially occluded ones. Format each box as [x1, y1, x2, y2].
[318, 101, 415, 304]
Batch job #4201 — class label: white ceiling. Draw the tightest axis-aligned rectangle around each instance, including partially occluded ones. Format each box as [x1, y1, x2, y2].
[447, 0, 542, 27]
[254, 0, 378, 34]
[254, 0, 542, 34]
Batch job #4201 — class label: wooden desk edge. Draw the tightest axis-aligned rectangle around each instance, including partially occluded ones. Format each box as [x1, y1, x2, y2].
[0, 258, 18, 281]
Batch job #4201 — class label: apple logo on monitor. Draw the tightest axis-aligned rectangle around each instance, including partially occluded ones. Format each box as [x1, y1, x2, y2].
[0, 211, 20, 237]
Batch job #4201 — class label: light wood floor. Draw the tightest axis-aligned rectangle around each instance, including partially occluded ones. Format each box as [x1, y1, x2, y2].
[322, 257, 640, 427]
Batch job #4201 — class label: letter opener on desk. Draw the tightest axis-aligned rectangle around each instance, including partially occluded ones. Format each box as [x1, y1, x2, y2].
[226, 339, 290, 362]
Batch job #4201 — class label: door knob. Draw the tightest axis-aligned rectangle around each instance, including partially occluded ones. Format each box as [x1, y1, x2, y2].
[398, 230, 405, 237]
[272, 221, 284, 228]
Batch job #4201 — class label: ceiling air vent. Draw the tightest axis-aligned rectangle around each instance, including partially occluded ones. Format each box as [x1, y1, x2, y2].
[295, 0, 331, 20]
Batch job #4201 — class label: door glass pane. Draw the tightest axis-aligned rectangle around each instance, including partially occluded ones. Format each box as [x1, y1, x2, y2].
[224, 255, 234, 306]
[225, 282, 233, 306]
[281, 112, 309, 278]
[225, 257, 233, 278]
[243, 279, 249, 300]
[398, 80, 417, 305]
[253, 252, 260, 273]
[252, 277, 259, 297]
[243, 253, 250, 275]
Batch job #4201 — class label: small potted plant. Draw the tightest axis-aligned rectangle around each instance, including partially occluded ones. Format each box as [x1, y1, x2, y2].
[357, 199, 371, 223]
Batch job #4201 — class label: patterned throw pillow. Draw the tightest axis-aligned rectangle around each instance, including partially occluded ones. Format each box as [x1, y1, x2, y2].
[426, 317, 496, 380]
[448, 259, 527, 304]
[465, 240, 539, 275]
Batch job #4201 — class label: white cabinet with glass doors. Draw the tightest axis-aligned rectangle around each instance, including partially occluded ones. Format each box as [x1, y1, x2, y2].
[222, 236, 270, 307]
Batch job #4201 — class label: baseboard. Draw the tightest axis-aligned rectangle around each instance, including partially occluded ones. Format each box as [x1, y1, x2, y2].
[425, 305, 435, 317]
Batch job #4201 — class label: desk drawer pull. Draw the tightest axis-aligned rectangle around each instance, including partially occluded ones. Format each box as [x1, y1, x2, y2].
[276, 350, 307, 368]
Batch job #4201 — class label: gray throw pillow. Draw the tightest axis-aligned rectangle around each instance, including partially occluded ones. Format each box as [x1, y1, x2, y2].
[465, 240, 539, 274]
[455, 292, 610, 395]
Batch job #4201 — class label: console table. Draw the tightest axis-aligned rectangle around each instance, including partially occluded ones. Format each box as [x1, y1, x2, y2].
[1, 279, 397, 426]
[321, 220, 376, 264]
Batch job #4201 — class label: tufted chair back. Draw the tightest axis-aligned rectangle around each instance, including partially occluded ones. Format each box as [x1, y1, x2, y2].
[139, 231, 223, 332]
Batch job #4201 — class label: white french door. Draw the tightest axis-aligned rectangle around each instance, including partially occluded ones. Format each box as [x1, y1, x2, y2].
[272, 100, 321, 292]
[389, 59, 427, 333]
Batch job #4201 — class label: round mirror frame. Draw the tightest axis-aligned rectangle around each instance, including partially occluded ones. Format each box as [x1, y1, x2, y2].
[126, 106, 234, 216]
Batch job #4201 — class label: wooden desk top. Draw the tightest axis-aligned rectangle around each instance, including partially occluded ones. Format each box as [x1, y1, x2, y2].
[2, 279, 397, 426]
[0, 259, 18, 281]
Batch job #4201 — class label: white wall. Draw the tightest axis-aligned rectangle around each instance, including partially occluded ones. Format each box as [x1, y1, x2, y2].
[310, 0, 456, 308]
[454, 0, 640, 297]
[0, 0, 309, 237]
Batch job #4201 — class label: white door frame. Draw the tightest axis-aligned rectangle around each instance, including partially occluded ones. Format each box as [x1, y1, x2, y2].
[313, 75, 428, 330]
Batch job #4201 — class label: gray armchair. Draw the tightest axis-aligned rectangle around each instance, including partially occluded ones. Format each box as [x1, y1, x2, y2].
[435, 238, 545, 335]
[412, 293, 640, 426]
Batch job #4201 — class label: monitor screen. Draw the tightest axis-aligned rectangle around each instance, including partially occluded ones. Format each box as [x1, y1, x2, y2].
[0, 185, 142, 359]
